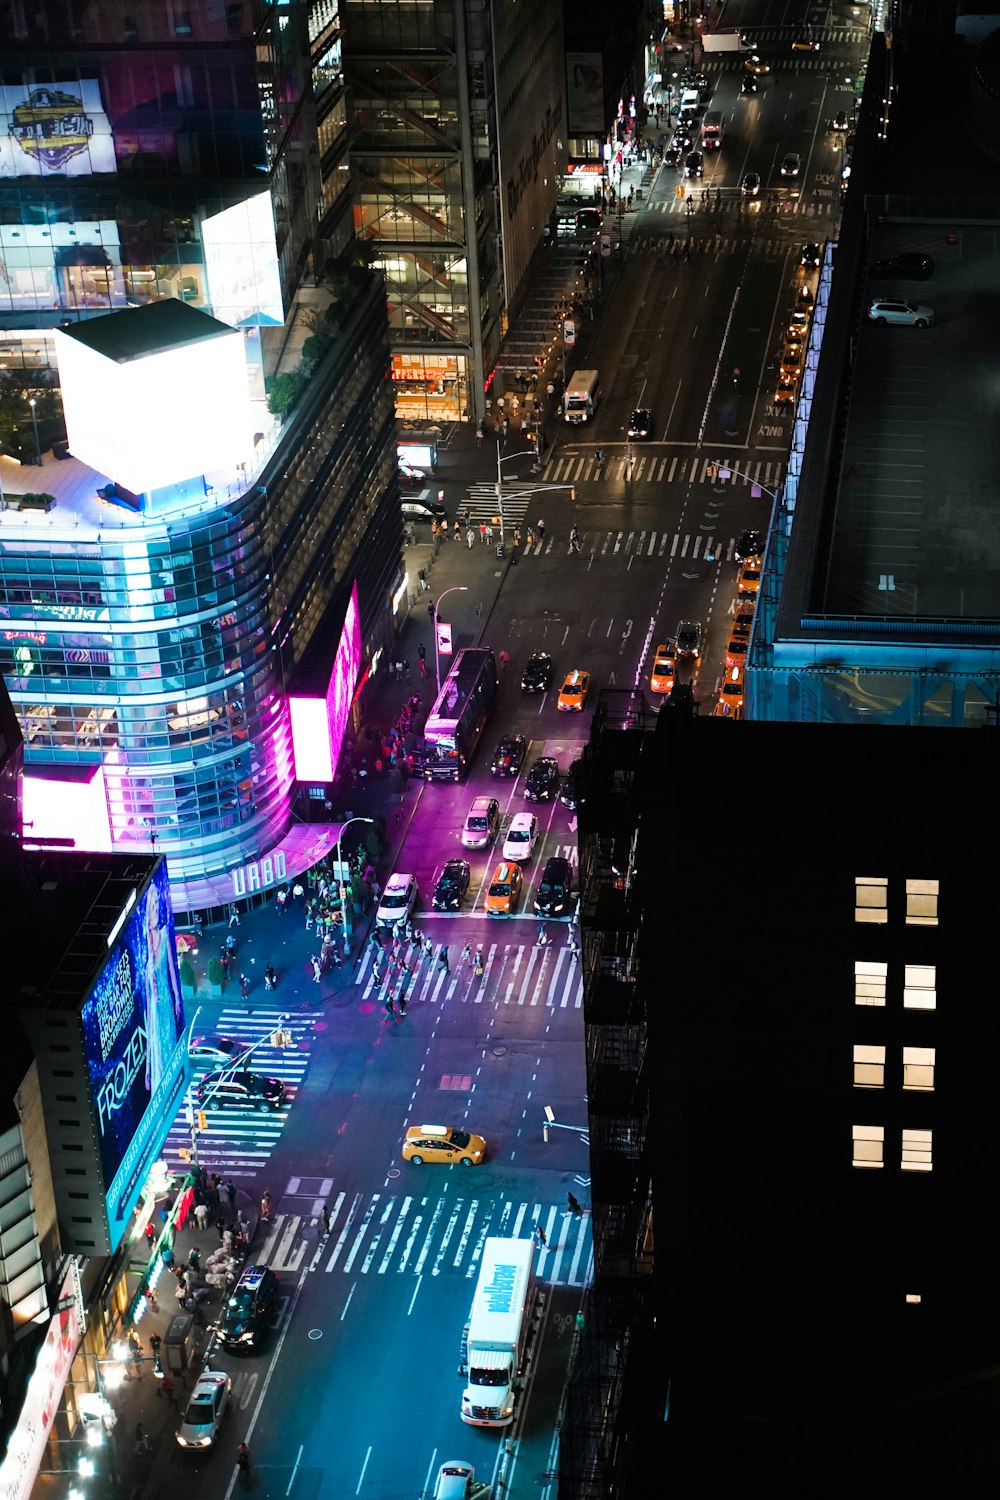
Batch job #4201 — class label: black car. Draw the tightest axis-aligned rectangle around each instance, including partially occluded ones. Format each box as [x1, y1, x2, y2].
[196, 1070, 286, 1112]
[628, 408, 653, 439]
[872, 252, 934, 281]
[490, 734, 527, 777]
[534, 856, 573, 918]
[735, 528, 764, 563]
[559, 759, 584, 811]
[432, 858, 471, 911]
[216, 1264, 279, 1351]
[664, 144, 684, 167]
[741, 75, 758, 95]
[685, 151, 704, 178]
[521, 652, 554, 693]
[800, 242, 821, 268]
[525, 757, 560, 803]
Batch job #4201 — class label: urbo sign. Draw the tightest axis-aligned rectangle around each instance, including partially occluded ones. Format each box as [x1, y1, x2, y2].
[232, 851, 287, 897]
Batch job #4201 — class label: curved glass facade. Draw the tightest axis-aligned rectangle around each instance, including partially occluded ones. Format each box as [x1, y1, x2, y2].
[0, 275, 403, 882]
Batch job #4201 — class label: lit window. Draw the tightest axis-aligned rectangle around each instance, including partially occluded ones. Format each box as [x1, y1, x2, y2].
[905, 878, 938, 926]
[855, 876, 887, 923]
[854, 1044, 885, 1088]
[903, 1046, 935, 1091]
[903, 964, 936, 1010]
[901, 1127, 932, 1171]
[905, 1293, 921, 1305]
[852, 1124, 884, 1169]
[855, 960, 887, 1006]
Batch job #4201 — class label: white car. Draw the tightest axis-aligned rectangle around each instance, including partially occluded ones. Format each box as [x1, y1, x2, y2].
[502, 813, 538, 863]
[434, 1460, 476, 1500]
[176, 1371, 231, 1449]
[376, 873, 418, 927]
[868, 298, 934, 328]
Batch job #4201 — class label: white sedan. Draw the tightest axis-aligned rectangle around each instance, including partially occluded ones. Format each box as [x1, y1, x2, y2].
[376, 873, 418, 927]
[176, 1371, 231, 1449]
[502, 813, 539, 863]
[434, 1460, 477, 1500]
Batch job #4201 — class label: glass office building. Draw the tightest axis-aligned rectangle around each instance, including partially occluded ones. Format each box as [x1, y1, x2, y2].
[0, 0, 401, 888]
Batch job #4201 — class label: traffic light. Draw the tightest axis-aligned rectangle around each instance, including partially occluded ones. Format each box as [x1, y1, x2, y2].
[571, 487, 577, 501]
[178, 1146, 192, 1163]
[196, 1111, 208, 1132]
[270, 1028, 293, 1048]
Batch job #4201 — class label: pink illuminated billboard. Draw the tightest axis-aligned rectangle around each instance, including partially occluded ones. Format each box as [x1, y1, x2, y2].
[290, 582, 362, 786]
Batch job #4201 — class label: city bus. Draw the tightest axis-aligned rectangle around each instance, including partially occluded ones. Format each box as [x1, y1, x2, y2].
[419, 647, 499, 781]
[563, 370, 600, 424]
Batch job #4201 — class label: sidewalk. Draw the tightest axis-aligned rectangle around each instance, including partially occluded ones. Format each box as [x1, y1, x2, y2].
[108, 1185, 261, 1498]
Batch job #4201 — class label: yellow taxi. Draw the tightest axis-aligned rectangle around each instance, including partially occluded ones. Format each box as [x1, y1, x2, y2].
[402, 1124, 487, 1166]
[773, 384, 796, 407]
[717, 665, 745, 713]
[712, 697, 744, 720]
[788, 309, 810, 341]
[726, 602, 755, 670]
[485, 860, 523, 916]
[791, 36, 820, 51]
[744, 53, 770, 74]
[781, 342, 804, 380]
[737, 559, 761, 596]
[649, 642, 677, 695]
[557, 669, 591, 712]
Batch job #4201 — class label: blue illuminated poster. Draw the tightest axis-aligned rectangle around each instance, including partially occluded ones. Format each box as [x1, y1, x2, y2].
[81, 862, 186, 1247]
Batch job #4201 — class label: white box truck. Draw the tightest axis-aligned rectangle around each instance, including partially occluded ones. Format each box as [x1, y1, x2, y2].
[701, 28, 750, 51]
[563, 369, 600, 424]
[460, 1237, 534, 1427]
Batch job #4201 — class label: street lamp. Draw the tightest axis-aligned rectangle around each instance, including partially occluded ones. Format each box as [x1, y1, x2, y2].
[496, 450, 577, 543]
[336, 816, 375, 954]
[28, 396, 41, 465]
[432, 585, 468, 693]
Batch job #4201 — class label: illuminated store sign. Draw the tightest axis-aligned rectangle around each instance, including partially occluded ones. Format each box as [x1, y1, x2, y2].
[0, 1265, 82, 1500]
[0, 82, 116, 177]
[80, 862, 186, 1248]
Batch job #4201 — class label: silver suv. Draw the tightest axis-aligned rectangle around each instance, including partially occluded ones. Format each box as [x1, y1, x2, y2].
[461, 796, 500, 850]
[868, 298, 934, 328]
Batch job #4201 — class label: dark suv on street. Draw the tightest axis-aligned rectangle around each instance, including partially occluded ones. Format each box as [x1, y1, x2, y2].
[217, 1264, 279, 1350]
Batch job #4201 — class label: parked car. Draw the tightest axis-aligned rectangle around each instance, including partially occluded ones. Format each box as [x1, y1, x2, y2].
[868, 298, 934, 327]
[872, 252, 934, 280]
[176, 1371, 231, 1448]
[216, 1264, 279, 1351]
[559, 759, 584, 811]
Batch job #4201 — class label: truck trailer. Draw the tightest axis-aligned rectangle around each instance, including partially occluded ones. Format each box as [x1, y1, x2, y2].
[701, 28, 749, 52]
[461, 1237, 535, 1427]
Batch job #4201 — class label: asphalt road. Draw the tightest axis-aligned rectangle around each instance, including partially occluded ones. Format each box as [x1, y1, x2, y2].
[166, 6, 869, 1496]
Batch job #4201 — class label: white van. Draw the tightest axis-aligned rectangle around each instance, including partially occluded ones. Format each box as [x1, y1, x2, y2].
[679, 88, 701, 119]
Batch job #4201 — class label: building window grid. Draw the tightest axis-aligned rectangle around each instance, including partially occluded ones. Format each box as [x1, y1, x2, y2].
[854, 959, 887, 1006]
[852, 1124, 884, 1169]
[853, 1044, 885, 1089]
[901, 1128, 933, 1171]
[902, 1047, 935, 1091]
[906, 877, 939, 925]
[903, 964, 936, 1011]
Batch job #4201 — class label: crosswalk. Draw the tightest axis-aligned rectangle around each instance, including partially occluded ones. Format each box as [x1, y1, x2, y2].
[355, 938, 584, 1009]
[258, 1188, 594, 1288]
[164, 1008, 320, 1175]
[708, 25, 869, 47]
[541, 452, 785, 490]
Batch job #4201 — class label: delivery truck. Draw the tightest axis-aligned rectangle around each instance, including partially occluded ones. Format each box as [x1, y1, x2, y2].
[701, 28, 750, 52]
[460, 1237, 535, 1427]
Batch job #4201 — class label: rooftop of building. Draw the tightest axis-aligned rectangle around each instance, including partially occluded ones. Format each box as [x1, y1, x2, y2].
[12, 849, 160, 1013]
[776, 19, 1000, 655]
[61, 298, 237, 363]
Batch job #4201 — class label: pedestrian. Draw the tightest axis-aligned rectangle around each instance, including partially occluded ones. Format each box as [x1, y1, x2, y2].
[145, 1283, 159, 1311]
[188, 1247, 202, 1274]
[260, 1188, 272, 1221]
[417, 643, 426, 667]
[569, 525, 580, 554]
[499, 649, 509, 671]
[537, 517, 546, 540]
[321, 1205, 331, 1236]
[474, 951, 485, 977]
[453, 520, 461, 542]
[226, 1180, 237, 1211]
[311, 955, 322, 983]
[369, 930, 382, 954]
[513, 527, 521, 549]
[149, 1332, 162, 1369]
[372, 960, 382, 984]
[467, 526, 475, 548]
[175, 1276, 187, 1305]
[239, 972, 250, 999]
[534, 1222, 547, 1248]
[237, 1441, 251, 1482]
[292, 882, 304, 902]
[276, 886, 287, 914]
[476, 422, 484, 444]
[537, 923, 549, 946]
[566, 1192, 583, 1216]
[526, 528, 535, 548]
[264, 962, 277, 991]
[462, 941, 472, 966]
[159, 1373, 176, 1404]
[570, 937, 580, 962]
[144, 1221, 155, 1251]
[228, 904, 240, 928]
[439, 944, 450, 973]
[397, 989, 408, 1017]
[479, 521, 487, 544]
[382, 992, 396, 1022]
[427, 601, 435, 623]
[424, 935, 434, 962]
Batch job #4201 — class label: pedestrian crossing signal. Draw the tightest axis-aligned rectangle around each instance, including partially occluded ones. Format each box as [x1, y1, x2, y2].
[178, 1147, 192, 1163]
[196, 1111, 208, 1132]
[271, 1028, 293, 1048]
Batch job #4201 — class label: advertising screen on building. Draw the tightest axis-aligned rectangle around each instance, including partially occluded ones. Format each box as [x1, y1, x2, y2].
[203, 191, 284, 328]
[325, 582, 362, 786]
[80, 862, 186, 1248]
[0, 81, 117, 177]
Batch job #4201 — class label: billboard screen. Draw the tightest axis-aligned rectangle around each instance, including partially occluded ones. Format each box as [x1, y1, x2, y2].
[325, 581, 362, 785]
[81, 862, 186, 1248]
[202, 190, 284, 328]
[0, 81, 117, 177]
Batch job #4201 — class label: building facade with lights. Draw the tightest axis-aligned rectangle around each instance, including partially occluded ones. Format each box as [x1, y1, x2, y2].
[561, 703, 1000, 1498]
[344, 0, 567, 424]
[0, 0, 403, 893]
